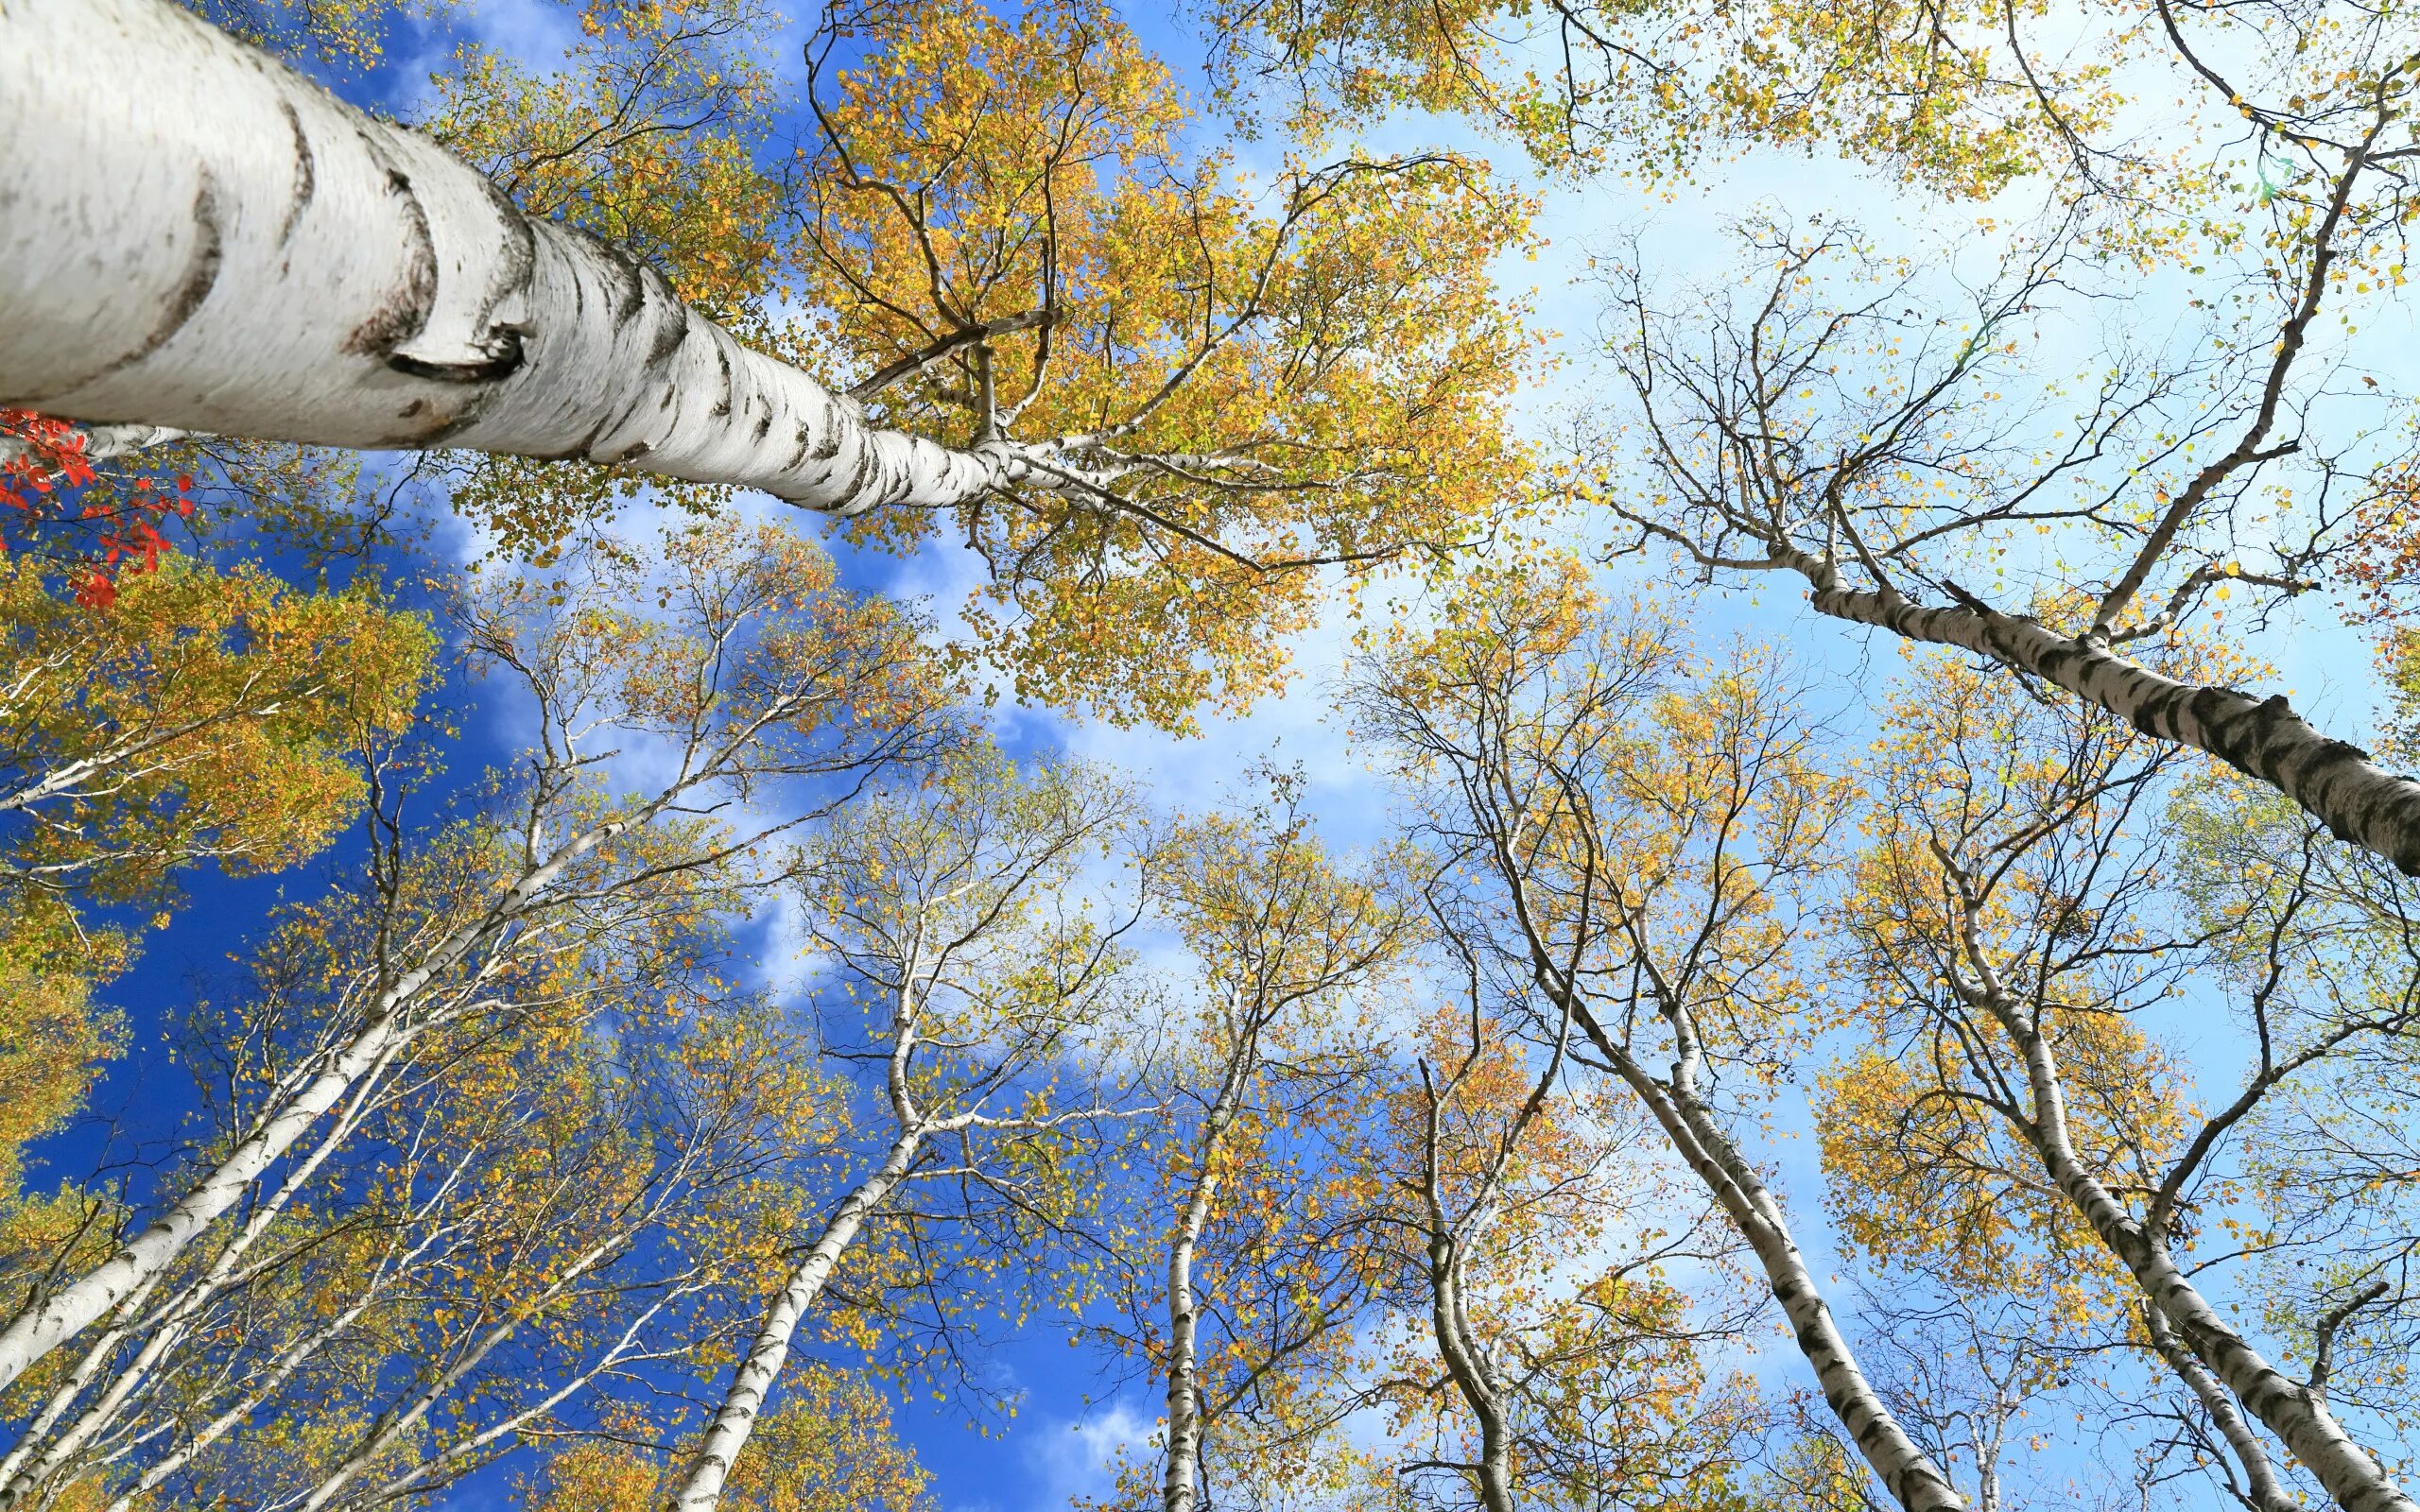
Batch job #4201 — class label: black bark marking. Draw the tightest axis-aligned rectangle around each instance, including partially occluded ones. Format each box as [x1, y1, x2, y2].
[86, 170, 225, 387]
[343, 169, 436, 359]
[387, 331, 525, 385]
[595, 232, 646, 328]
[276, 99, 316, 248]
[474, 176, 537, 327]
[530, 412, 621, 462]
[640, 267, 689, 373]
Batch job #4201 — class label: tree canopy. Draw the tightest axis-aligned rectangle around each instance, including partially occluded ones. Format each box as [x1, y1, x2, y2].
[8, 0, 2420, 1509]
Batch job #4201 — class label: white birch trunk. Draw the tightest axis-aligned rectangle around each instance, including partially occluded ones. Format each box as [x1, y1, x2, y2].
[2143, 1302, 2296, 1512]
[0, 425, 186, 472]
[1804, 579, 2420, 875]
[0, 1036, 420, 1505]
[0, 1012, 419, 1394]
[1560, 999, 1966, 1512]
[2002, 1020, 2415, 1512]
[664, 1139, 919, 1511]
[1424, 1233, 1514, 1512]
[290, 1228, 638, 1512]
[1161, 1143, 1222, 1512]
[0, 809, 629, 1392]
[94, 1263, 411, 1512]
[0, 0, 1018, 518]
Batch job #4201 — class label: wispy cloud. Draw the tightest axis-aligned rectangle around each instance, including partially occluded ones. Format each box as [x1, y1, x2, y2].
[1001, 1400, 1157, 1512]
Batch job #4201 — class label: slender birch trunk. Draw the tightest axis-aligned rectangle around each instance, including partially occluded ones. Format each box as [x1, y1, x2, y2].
[0, 1030, 428, 1499]
[1800, 578, 2420, 875]
[1161, 1098, 1236, 1512]
[1456, 741, 1965, 1510]
[1994, 1010, 2415, 1512]
[0, 806, 631, 1392]
[291, 1229, 639, 1512]
[352, 1285, 695, 1510]
[1410, 1053, 1520, 1512]
[0, 0, 1018, 518]
[2144, 1302, 2296, 1512]
[0, 1071, 430, 1509]
[94, 1286, 393, 1512]
[1423, 1230, 1515, 1512]
[664, 1139, 920, 1511]
[1560, 995, 1967, 1512]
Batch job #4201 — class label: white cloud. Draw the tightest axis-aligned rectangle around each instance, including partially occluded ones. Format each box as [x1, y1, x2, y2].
[1004, 1400, 1158, 1512]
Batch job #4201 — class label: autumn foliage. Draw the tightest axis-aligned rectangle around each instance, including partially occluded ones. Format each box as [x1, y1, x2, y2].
[14, 0, 2420, 1508]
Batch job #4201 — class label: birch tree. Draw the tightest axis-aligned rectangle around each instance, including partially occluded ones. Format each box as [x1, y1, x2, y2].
[0, 551, 430, 1427]
[1371, 976, 1757, 1512]
[1352, 567, 1979, 1512]
[1571, 0, 2420, 873]
[1109, 781, 1414, 1512]
[1211, 0, 2420, 876]
[0, 980, 821, 1512]
[1832, 631, 2420, 1512]
[0, 518, 947, 1398]
[0, 0, 1535, 726]
[666, 747, 1143, 1511]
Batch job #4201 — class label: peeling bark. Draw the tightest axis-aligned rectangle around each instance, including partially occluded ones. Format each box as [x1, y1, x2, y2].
[0, 0, 1017, 518]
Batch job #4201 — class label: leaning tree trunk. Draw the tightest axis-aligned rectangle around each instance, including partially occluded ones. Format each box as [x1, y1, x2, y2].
[0, 799, 638, 1394]
[1804, 580, 2420, 876]
[664, 1138, 920, 1512]
[0, 0, 1019, 518]
[2000, 1017, 2417, 1512]
[1561, 1000, 1968, 1512]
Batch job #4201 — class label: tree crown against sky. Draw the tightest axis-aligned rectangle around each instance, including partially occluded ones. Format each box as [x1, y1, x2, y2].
[9, 0, 2420, 1510]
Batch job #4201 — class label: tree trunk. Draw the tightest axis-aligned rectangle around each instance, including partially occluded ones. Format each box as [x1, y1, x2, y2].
[0, 1010, 419, 1393]
[2143, 1302, 2297, 1512]
[1806, 584, 2420, 875]
[1162, 1165, 1219, 1512]
[1567, 1005, 1968, 1512]
[664, 1139, 919, 1511]
[2003, 1020, 2415, 1512]
[0, 810, 630, 1392]
[1162, 1065, 1257, 1512]
[1426, 1233, 1516, 1512]
[0, 0, 1016, 518]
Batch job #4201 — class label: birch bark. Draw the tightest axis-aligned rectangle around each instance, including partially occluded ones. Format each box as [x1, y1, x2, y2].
[0, 808, 627, 1391]
[1564, 1003, 1969, 1512]
[1803, 578, 2420, 875]
[1161, 1080, 1244, 1512]
[1986, 1003, 2417, 1512]
[2143, 1302, 2297, 1512]
[664, 1144, 919, 1511]
[0, 0, 1015, 517]
[1421, 1217, 1515, 1512]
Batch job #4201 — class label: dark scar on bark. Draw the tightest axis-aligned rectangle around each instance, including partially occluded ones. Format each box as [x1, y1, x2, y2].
[343, 167, 437, 359]
[388, 329, 525, 385]
[277, 99, 316, 248]
[87, 171, 226, 387]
